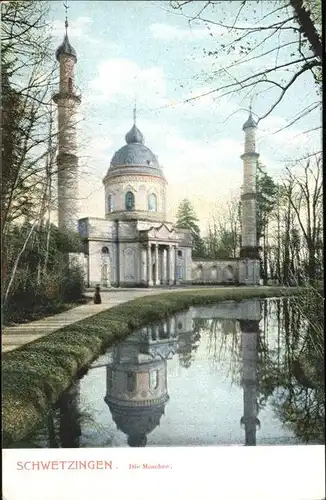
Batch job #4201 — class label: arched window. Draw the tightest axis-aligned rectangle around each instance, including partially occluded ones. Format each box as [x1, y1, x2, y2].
[149, 371, 159, 390]
[102, 246, 109, 254]
[107, 194, 113, 213]
[125, 191, 135, 211]
[68, 77, 73, 92]
[127, 372, 136, 392]
[148, 193, 157, 212]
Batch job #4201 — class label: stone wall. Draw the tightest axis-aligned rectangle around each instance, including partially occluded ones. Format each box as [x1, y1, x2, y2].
[192, 259, 240, 284]
[87, 240, 116, 287]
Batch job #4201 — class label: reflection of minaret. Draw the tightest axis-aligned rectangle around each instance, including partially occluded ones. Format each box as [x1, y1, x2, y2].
[104, 319, 178, 447]
[239, 319, 260, 446]
[58, 382, 81, 448]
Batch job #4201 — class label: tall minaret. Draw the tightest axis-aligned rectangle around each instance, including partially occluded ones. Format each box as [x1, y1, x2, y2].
[239, 318, 261, 446]
[53, 2, 81, 233]
[239, 103, 260, 285]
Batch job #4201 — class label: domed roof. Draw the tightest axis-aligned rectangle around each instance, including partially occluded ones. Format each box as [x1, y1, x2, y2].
[125, 124, 144, 145]
[56, 34, 77, 62]
[242, 112, 257, 130]
[105, 121, 165, 181]
[107, 399, 168, 446]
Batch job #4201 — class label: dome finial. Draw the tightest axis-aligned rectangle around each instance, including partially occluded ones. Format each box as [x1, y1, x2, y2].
[133, 98, 137, 126]
[243, 97, 257, 130]
[64, 0, 69, 35]
[125, 103, 144, 145]
[56, 0, 77, 62]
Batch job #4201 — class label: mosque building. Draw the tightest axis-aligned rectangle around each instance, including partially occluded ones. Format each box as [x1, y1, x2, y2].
[54, 18, 260, 287]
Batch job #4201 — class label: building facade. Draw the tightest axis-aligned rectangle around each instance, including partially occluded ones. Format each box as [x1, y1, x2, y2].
[54, 26, 260, 288]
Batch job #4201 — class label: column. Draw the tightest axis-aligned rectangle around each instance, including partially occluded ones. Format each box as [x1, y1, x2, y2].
[140, 246, 146, 283]
[147, 243, 153, 286]
[167, 245, 173, 285]
[162, 248, 167, 285]
[155, 244, 159, 285]
[174, 246, 178, 284]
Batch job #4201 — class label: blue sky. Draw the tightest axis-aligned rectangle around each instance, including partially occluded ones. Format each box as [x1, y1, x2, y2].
[49, 0, 321, 231]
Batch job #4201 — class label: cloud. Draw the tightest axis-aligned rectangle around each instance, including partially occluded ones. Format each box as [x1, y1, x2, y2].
[52, 16, 93, 39]
[257, 115, 311, 156]
[150, 23, 227, 40]
[89, 58, 168, 108]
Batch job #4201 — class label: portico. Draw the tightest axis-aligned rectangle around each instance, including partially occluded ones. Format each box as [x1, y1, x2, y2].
[141, 242, 178, 286]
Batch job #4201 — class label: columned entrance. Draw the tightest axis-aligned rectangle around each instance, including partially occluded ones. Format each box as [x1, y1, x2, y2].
[142, 242, 177, 287]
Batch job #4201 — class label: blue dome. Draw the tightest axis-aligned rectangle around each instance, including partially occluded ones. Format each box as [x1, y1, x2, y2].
[105, 123, 165, 180]
[55, 34, 77, 62]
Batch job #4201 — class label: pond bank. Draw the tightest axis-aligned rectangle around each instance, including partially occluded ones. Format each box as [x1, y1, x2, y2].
[3, 286, 301, 447]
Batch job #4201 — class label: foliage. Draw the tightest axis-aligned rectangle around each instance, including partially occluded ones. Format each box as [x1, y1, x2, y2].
[1, 0, 56, 233]
[256, 164, 279, 242]
[2, 286, 300, 447]
[2, 223, 85, 324]
[255, 290, 324, 442]
[176, 198, 206, 257]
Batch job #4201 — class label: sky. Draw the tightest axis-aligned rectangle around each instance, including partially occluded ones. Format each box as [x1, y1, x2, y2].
[49, 0, 321, 233]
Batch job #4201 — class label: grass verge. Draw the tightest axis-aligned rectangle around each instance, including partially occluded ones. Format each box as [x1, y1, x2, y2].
[2, 286, 301, 447]
[3, 295, 92, 326]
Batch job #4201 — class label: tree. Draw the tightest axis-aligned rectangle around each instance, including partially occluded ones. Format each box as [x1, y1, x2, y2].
[176, 198, 206, 258]
[204, 192, 241, 259]
[1, 1, 57, 233]
[1, 1, 85, 320]
[170, 0, 321, 138]
[283, 154, 323, 284]
[256, 164, 279, 283]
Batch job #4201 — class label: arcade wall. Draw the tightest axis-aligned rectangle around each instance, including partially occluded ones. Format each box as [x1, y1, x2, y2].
[191, 259, 240, 284]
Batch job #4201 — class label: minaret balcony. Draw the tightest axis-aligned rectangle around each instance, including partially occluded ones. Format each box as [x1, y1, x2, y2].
[240, 151, 260, 160]
[53, 91, 81, 104]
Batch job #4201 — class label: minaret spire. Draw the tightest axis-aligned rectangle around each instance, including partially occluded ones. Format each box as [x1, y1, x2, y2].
[64, 0, 69, 35]
[133, 99, 137, 126]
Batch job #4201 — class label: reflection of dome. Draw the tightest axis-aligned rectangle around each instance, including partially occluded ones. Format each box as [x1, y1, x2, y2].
[55, 34, 77, 62]
[128, 435, 147, 447]
[105, 123, 165, 180]
[107, 399, 168, 446]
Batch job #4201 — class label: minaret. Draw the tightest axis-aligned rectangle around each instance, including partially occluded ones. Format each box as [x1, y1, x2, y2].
[239, 103, 260, 285]
[53, 2, 81, 233]
[239, 318, 261, 446]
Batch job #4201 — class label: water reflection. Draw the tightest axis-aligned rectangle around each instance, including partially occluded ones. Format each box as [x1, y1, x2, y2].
[239, 319, 261, 446]
[13, 297, 324, 448]
[103, 301, 263, 447]
[104, 321, 178, 447]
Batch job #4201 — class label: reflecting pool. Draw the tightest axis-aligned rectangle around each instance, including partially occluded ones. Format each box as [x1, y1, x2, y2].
[14, 297, 325, 448]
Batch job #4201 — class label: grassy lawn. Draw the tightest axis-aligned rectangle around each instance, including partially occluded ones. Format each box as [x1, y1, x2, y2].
[2, 286, 302, 447]
[3, 295, 93, 326]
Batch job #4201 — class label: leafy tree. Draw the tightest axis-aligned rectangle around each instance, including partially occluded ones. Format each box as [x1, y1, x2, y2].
[176, 198, 206, 258]
[3, 223, 84, 324]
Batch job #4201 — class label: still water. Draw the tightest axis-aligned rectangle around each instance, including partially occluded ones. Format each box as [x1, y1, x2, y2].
[14, 298, 325, 448]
